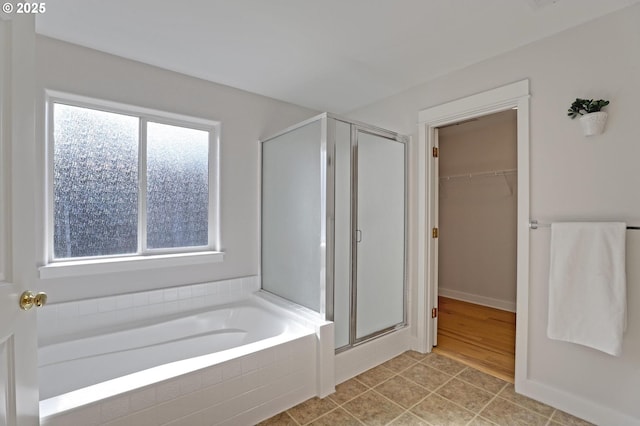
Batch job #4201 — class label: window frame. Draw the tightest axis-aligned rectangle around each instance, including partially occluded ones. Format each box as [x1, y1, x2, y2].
[40, 91, 222, 277]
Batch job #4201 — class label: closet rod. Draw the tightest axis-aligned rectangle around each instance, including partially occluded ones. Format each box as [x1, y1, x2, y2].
[440, 168, 517, 180]
[529, 220, 640, 230]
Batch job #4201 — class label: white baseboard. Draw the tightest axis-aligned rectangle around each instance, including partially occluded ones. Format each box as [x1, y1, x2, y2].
[438, 288, 516, 312]
[335, 327, 411, 385]
[517, 378, 638, 426]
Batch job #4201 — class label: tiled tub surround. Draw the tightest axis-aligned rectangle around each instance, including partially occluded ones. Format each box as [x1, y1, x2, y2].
[38, 277, 262, 343]
[262, 351, 594, 426]
[37, 277, 335, 425]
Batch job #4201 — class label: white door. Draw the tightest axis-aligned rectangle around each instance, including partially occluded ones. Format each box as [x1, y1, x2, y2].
[0, 12, 41, 426]
[429, 128, 439, 346]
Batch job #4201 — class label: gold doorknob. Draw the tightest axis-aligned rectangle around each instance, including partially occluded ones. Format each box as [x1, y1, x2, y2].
[19, 291, 48, 310]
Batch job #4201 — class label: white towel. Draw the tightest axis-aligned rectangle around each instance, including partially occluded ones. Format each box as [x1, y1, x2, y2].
[547, 222, 627, 356]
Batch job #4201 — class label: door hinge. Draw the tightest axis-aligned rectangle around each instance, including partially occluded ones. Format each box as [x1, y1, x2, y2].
[432, 227, 438, 238]
[432, 307, 438, 318]
[432, 147, 439, 158]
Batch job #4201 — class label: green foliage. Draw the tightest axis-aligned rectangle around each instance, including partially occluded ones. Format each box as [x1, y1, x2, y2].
[567, 98, 610, 119]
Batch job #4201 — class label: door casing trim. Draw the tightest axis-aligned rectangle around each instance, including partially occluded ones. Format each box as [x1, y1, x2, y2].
[416, 79, 530, 389]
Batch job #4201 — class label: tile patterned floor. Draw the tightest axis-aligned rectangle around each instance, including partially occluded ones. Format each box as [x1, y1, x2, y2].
[258, 351, 594, 426]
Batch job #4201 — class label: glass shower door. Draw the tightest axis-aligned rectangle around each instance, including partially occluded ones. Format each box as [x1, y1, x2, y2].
[354, 129, 406, 340]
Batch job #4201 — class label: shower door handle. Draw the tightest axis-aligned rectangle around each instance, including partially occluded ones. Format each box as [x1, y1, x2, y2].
[356, 229, 363, 243]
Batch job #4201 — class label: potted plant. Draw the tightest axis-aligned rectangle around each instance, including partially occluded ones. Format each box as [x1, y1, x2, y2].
[567, 98, 610, 136]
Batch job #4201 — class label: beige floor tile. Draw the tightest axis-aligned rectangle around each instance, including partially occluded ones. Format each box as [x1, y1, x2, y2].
[551, 409, 595, 426]
[308, 408, 361, 426]
[342, 390, 404, 426]
[257, 411, 298, 425]
[286, 397, 338, 425]
[421, 353, 467, 376]
[374, 375, 431, 409]
[355, 365, 395, 387]
[480, 397, 548, 426]
[328, 378, 369, 405]
[436, 378, 494, 413]
[381, 353, 419, 373]
[400, 363, 452, 391]
[457, 368, 508, 394]
[498, 384, 554, 417]
[388, 412, 430, 425]
[411, 393, 475, 425]
[264, 357, 598, 426]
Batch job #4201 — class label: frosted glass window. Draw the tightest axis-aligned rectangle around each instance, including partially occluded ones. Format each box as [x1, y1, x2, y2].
[50, 100, 217, 261]
[53, 104, 139, 258]
[146, 122, 209, 249]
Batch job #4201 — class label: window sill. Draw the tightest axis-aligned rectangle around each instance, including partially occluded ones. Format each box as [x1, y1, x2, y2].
[38, 251, 224, 279]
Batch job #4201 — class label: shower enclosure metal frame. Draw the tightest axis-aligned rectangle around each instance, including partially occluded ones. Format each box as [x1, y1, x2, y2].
[259, 113, 408, 351]
[348, 123, 408, 349]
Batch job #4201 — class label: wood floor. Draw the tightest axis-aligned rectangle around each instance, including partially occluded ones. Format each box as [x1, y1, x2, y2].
[433, 296, 516, 383]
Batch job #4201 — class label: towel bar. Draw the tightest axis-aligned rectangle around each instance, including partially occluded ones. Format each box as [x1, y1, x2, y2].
[529, 220, 640, 230]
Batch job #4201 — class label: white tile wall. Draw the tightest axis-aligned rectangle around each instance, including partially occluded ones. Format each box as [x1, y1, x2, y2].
[38, 276, 261, 343]
[41, 334, 317, 426]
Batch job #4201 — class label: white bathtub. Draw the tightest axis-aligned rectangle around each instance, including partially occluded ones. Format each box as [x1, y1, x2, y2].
[39, 291, 329, 426]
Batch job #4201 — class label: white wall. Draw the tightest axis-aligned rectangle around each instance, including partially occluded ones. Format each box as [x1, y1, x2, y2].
[35, 36, 319, 302]
[346, 4, 640, 424]
[438, 111, 517, 311]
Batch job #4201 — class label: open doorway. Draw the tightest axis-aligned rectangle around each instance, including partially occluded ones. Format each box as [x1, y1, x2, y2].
[417, 79, 530, 390]
[433, 110, 517, 382]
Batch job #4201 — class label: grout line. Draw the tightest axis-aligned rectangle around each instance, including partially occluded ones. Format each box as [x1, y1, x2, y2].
[303, 406, 365, 426]
[355, 366, 433, 424]
[404, 397, 438, 426]
[493, 390, 557, 422]
[327, 382, 369, 406]
[383, 411, 406, 425]
[339, 366, 407, 425]
[426, 375, 484, 419]
[489, 394, 557, 424]
[369, 386, 410, 411]
[291, 410, 303, 426]
[340, 406, 374, 426]
[467, 384, 503, 424]
[284, 410, 302, 425]
[337, 393, 381, 426]
[282, 409, 302, 426]
[467, 414, 500, 426]
[378, 354, 499, 423]
[388, 365, 477, 423]
[385, 409, 437, 426]
[454, 370, 511, 397]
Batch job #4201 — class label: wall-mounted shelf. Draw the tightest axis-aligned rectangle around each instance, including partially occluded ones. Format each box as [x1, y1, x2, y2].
[439, 168, 517, 197]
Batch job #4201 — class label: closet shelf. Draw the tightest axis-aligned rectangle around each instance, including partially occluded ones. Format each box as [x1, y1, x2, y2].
[439, 168, 517, 181]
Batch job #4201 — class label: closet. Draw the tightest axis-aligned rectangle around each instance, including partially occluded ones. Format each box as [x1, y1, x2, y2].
[435, 109, 517, 381]
[260, 113, 407, 351]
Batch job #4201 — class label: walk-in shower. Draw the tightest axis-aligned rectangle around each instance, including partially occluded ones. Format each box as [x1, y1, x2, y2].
[261, 113, 407, 350]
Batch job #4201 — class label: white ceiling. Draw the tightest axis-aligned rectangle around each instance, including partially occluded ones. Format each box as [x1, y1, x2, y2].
[36, 0, 639, 113]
